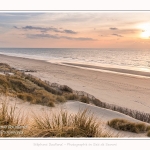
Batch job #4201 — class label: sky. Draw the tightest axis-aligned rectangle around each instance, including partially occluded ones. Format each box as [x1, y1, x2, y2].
[0, 12, 150, 48]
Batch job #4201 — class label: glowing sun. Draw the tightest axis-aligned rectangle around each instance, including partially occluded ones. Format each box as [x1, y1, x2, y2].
[140, 23, 150, 39]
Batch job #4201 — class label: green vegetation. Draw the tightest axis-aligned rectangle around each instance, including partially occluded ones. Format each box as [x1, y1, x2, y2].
[108, 118, 150, 134]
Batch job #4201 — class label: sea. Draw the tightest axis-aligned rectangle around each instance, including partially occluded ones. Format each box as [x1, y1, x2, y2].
[0, 48, 150, 75]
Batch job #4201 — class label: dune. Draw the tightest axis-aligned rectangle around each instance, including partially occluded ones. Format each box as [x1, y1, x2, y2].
[0, 96, 149, 137]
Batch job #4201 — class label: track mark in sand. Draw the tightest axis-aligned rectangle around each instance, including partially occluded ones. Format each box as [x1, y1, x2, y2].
[134, 100, 150, 109]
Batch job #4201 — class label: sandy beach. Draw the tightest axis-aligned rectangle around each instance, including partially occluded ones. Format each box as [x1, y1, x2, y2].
[0, 54, 150, 114]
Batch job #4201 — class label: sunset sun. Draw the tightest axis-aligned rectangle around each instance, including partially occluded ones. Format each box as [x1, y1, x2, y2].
[140, 23, 150, 39]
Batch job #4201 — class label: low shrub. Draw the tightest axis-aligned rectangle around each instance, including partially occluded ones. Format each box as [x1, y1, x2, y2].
[147, 130, 150, 137]
[47, 101, 55, 107]
[17, 93, 34, 102]
[80, 96, 90, 104]
[64, 93, 78, 100]
[108, 118, 148, 133]
[56, 96, 66, 102]
[60, 85, 73, 93]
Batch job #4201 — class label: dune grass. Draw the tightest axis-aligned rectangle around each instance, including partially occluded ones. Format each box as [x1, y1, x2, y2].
[79, 96, 90, 104]
[147, 130, 150, 137]
[108, 118, 150, 134]
[0, 101, 111, 137]
[29, 109, 110, 137]
[0, 101, 27, 137]
[24, 74, 63, 95]
[0, 72, 80, 107]
[0, 63, 80, 107]
[0, 63, 12, 73]
[0, 74, 57, 107]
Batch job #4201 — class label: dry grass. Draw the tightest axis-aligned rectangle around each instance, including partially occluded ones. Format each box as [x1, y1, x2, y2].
[147, 130, 150, 137]
[0, 73, 79, 107]
[56, 96, 66, 103]
[0, 100, 27, 137]
[0, 63, 12, 73]
[0, 63, 84, 107]
[29, 109, 110, 137]
[108, 118, 150, 133]
[24, 75, 62, 95]
[79, 96, 90, 104]
[60, 85, 73, 93]
[64, 93, 79, 100]
[0, 101, 111, 137]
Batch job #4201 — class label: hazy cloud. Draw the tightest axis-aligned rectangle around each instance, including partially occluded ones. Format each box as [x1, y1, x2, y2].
[13, 26, 20, 29]
[22, 26, 58, 33]
[61, 36, 96, 41]
[99, 34, 110, 37]
[117, 29, 140, 34]
[27, 34, 59, 39]
[63, 29, 77, 34]
[14, 25, 77, 34]
[110, 27, 118, 30]
[26, 33, 96, 41]
[112, 34, 123, 37]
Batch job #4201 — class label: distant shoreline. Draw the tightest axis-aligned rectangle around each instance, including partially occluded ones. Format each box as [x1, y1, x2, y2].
[63, 62, 150, 78]
[1, 53, 150, 78]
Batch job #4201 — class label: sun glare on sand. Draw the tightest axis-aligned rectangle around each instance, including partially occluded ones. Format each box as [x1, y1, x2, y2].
[139, 23, 150, 39]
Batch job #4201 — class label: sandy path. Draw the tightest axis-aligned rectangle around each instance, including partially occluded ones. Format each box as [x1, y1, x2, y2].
[0, 54, 150, 114]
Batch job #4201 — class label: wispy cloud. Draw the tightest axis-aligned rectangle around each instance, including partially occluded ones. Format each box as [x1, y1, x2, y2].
[117, 29, 140, 34]
[26, 33, 96, 41]
[26, 34, 59, 39]
[14, 25, 77, 34]
[62, 36, 96, 41]
[13, 26, 19, 29]
[63, 29, 77, 34]
[110, 27, 118, 30]
[112, 34, 123, 37]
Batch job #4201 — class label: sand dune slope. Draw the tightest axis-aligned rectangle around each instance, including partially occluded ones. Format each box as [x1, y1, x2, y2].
[1, 96, 149, 138]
